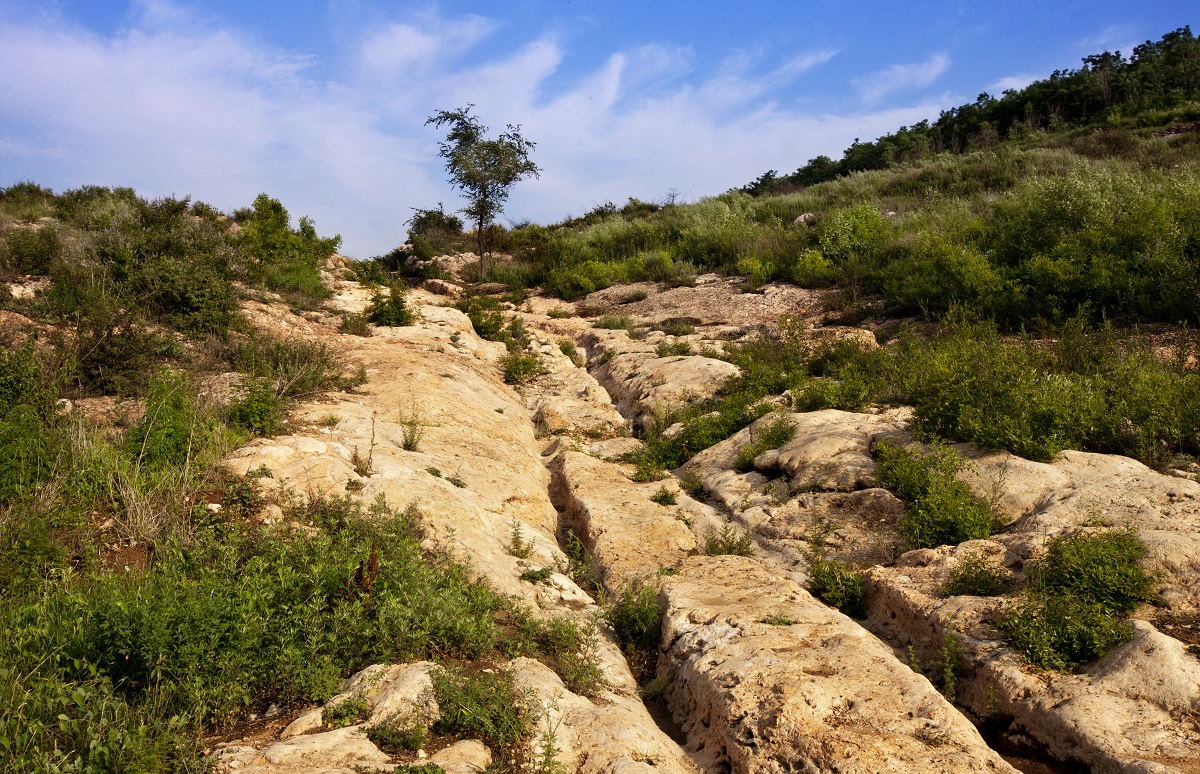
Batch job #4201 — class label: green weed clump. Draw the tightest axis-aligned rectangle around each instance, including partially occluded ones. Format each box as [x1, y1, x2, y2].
[0, 498, 517, 771]
[366, 282, 417, 326]
[875, 440, 1002, 549]
[807, 555, 866, 619]
[997, 596, 1135, 672]
[431, 668, 530, 761]
[942, 551, 1011, 597]
[734, 414, 795, 472]
[1028, 529, 1156, 615]
[997, 529, 1156, 671]
[605, 583, 663, 679]
[704, 523, 754, 556]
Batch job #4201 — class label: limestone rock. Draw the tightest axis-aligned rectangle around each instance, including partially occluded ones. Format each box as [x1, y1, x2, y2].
[427, 740, 491, 774]
[549, 451, 698, 590]
[591, 350, 740, 430]
[865, 563, 1200, 773]
[508, 657, 699, 774]
[658, 555, 1018, 773]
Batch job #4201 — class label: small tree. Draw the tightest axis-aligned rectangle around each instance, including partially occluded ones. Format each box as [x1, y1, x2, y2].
[426, 105, 539, 280]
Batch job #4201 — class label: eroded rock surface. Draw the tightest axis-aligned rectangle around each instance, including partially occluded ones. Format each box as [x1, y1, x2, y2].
[658, 555, 1018, 773]
[217, 281, 696, 772]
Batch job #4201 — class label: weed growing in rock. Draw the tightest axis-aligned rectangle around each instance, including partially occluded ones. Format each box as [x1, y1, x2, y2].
[937, 622, 963, 703]
[997, 595, 1135, 672]
[1027, 528, 1156, 614]
[511, 614, 605, 696]
[606, 582, 662, 680]
[394, 765, 445, 774]
[367, 717, 427, 754]
[807, 555, 867, 619]
[366, 281, 416, 326]
[402, 405, 424, 451]
[340, 312, 372, 336]
[734, 413, 795, 472]
[323, 695, 370, 728]
[942, 551, 1011, 597]
[520, 567, 553, 583]
[508, 520, 535, 559]
[997, 529, 1155, 671]
[655, 340, 692, 357]
[560, 531, 598, 595]
[758, 613, 796, 626]
[502, 351, 544, 384]
[649, 485, 677, 506]
[704, 523, 754, 556]
[875, 440, 1002, 549]
[431, 667, 531, 764]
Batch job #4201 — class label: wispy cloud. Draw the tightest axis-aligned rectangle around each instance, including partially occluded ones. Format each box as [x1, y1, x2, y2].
[989, 73, 1039, 93]
[853, 52, 949, 104]
[0, 4, 952, 256]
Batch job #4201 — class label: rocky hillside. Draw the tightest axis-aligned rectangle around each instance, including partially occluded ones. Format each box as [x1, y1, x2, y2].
[204, 259, 1200, 774]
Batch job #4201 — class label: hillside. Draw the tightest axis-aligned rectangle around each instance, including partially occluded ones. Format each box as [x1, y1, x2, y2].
[3, 29, 1200, 774]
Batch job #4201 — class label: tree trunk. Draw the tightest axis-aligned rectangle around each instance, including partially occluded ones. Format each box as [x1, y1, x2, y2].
[476, 217, 486, 281]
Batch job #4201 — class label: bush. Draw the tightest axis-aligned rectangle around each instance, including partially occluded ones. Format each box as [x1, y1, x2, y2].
[1028, 529, 1155, 614]
[997, 596, 1134, 671]
[431, 668, 529, 758]
[340, 313, 372, 336]
[605, 583, 662, 678]
[123, 370, 214, 470]
[704, 523, 754, 556]
[228, 377, 281, 436]
[0, 498, 520, 770]
[511, 614, 604, 696]
[807, 555, 866, 618]
[734, 414, 794, 472]
[875, 440, 1001, 549]
[236, 193, 339, 301]
[501, 352, 544, 384]
[942, 551, 1011, 597]
[366, 282, 416, 327]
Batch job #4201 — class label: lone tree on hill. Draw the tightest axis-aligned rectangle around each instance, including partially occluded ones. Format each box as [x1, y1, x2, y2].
[426, 105, 540, 280]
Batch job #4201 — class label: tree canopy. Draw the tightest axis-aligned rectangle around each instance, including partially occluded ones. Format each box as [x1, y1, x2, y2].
[426, 105, 540, 278]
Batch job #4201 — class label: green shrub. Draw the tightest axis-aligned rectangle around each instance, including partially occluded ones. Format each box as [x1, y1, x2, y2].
[228, 377, 282, 436]
[455, 296, 505, 340]
[340, 313, 372, 336]
[123, 370, 214, 470]
[605, 583, 662, 678]
[807, 555, 866, 618]
[0, 498, 519, 770]
[704, 523, 754, 556]
[655, 340, 691, 357]
[236, 193, 339, 301]
[231, 335, 349, 401]
[1028, 529, 1155, 614]
[323, 695, 369, 729]
[367, 718, 427, 754]
[502, 352, 543, 384]
[366, 282, 416, 326]
[649, 486, 676, 506]
[511, 614, 604, 696]
[431, 668, 530, 756]
[734, 414, 794, 472]
[997, 596, 1134, 671]
[942, 551, 1011, 597]
[876, 440, 1001, 548]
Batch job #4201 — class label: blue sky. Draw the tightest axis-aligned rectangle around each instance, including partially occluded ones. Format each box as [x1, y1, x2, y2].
[0, 1, 1194, 257]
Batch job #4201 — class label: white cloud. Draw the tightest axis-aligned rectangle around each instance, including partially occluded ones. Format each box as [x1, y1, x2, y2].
[989, 73, 1039, 93]
[0, 5, 954, 256]
[853, 52, 950, 104]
